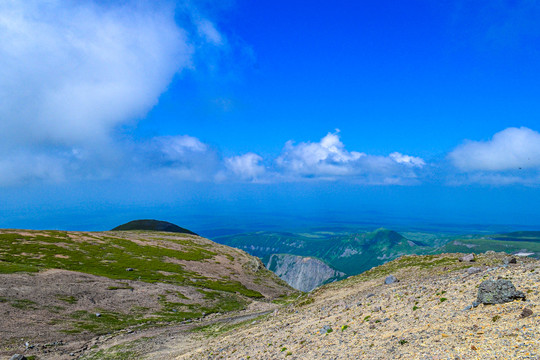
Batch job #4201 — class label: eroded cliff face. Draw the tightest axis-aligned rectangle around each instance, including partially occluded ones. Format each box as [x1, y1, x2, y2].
[266, 254, 345, 292]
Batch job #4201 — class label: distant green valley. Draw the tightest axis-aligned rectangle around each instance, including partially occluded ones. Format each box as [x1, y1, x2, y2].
[213, 228, 540, 290]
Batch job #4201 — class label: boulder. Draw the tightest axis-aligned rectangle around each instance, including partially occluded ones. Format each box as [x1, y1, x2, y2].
[459, 254, 475, 262]
[477, 279, 525, 305]
[384, 275, 399, 285]
[520, 308, 533, 318]
[467, 267, 482, 275]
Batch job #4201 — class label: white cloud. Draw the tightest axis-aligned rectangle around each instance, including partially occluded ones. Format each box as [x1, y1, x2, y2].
[389, 152, 426, 167]
[0, 0, 195, 148]
[276, 131, 365, 176]
[275, 131, 426, 183]
[449, 127, 540, 171]
[0, 0, 225, 185]
[225, 153, 266, 181]
[158, 135, 208, 158]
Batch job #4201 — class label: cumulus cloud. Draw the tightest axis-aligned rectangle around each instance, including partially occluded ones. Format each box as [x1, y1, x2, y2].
[449, 127, 540, 171]
[276, 131, 364, 176]
[275, 131, 426, 184]
[0, 0, 195, 147]
[225, 153, 266, 181]
[0, 0, 225, 185]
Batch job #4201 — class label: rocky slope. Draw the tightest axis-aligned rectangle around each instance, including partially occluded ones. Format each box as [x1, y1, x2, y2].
[266, 254, 345, 292]
[180, 252, 539, 360]
[0, 228, 296, 359]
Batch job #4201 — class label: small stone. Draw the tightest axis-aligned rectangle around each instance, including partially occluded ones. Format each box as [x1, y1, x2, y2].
[467, 267, 482, 275]
[471, 345, 478, 351]
[459, 254, 475, 262]
[319, 325, 332, 334]
[385, 275, 399, 285]
[505, 257, 517, 264]
[126, 268, 134, 271]
[477, 279, 525, 305]
[520, 308, 533, 318]
[463, 305, 472, 311]
[95, 313, 101, 317]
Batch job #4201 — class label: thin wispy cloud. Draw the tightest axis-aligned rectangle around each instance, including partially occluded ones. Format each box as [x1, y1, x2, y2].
[139, 135, 221, 182]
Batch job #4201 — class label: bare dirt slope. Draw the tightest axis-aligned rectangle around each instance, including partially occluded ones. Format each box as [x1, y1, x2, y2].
[181, 252, 539, 360]
[0, 229, 296, 359]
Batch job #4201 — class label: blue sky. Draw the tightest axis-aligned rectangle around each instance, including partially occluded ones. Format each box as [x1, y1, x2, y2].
[1, 0, 540, 231]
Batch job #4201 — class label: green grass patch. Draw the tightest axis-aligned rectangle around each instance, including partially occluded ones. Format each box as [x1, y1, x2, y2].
[0, 231, 264, 300]
[56, 295, 78, 304]
[65, 310, 145, 335]
[9, 298, 38, 310]
[320, 254, 470, 291]
[79, 339, 150, 360]
[107, 282, 134, 291]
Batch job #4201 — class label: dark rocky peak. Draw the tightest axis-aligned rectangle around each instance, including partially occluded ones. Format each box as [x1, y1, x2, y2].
[111, 219, 198, 235]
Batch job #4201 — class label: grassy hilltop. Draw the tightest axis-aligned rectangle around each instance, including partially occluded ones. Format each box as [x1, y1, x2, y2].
[0, 226, 295, 359]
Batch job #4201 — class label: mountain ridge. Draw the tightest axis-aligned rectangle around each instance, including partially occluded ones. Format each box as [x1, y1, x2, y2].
[112, 219, 198, 235]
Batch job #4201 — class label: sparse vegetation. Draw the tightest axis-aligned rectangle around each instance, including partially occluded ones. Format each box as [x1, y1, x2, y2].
[0, 228, 295, 355]
[56, 295, 78, 304]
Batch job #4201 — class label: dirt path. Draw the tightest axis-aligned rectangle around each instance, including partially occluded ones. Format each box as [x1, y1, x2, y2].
[76, 307, 278, 359]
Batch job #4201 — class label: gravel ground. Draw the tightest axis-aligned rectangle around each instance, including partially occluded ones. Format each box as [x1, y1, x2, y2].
[178, 253, 540, 360]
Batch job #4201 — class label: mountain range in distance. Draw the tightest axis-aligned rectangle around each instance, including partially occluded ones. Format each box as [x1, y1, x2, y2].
[213, 228, 540, 291]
